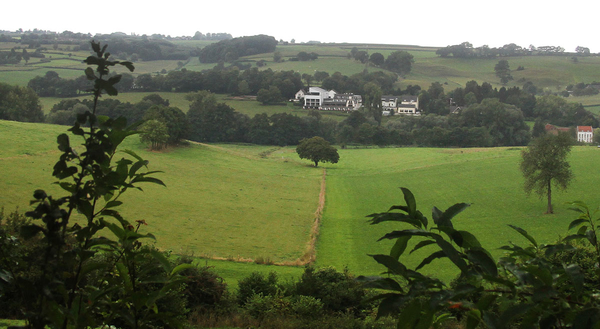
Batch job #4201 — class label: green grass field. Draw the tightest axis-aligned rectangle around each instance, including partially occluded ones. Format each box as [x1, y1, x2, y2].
[0, 120, 323, 266]
[3, 120, 600, 285]
[315, 146, 600, 280]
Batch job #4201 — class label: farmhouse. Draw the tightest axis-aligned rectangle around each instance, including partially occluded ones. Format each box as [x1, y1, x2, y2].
[577, 126, 593, 143]
[545, 124, 571, 135]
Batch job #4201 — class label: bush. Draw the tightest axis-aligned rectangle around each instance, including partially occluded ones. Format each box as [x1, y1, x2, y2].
[294, 266, 369, 316]
[179, 262, 228, 312]
[237, 271, 280, 305]
[0, 210, 43, 318]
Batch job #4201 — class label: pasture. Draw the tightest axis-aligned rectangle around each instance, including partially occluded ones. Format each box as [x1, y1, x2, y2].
[3, 120, 600, 284]
[0, 120, 323, 266]
[315, 146, 600, 279]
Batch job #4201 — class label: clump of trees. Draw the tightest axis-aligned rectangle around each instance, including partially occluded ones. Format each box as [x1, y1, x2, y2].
[198, 35, 278, 63]
[436, 41, 571, 58]
[0, 82, 45, 122]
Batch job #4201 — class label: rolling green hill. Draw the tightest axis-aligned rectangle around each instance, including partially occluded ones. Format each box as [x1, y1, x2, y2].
[2, 120, 600, 284]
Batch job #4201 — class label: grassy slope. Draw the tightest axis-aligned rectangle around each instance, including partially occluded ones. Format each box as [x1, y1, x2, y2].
[0, 120, 322, 264]
[316, 146, 600, 279]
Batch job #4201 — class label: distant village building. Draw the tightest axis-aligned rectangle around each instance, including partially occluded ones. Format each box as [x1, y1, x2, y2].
[544, 124, 595, 143]
[397, 95, 419, 115]
[577, 126, 593, 143]
[321, 93, 362, 111]
[381, 95, 420, 115]
[545, 124, 571, 135]
[299, 87, 362, 111]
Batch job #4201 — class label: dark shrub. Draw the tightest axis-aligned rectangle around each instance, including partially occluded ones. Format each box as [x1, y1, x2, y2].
[294, 266, 368, 316]
[237, 271, 279, 305]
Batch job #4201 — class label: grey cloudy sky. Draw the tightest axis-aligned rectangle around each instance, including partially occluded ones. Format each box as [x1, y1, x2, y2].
[4, 0, 599, 52]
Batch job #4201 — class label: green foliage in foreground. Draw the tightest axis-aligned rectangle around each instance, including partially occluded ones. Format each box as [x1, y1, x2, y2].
[0, 41, 192, 328]
[364, 187, 600, 328]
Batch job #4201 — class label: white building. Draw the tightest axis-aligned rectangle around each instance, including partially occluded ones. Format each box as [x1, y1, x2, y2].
[303, 87, 336, 109]
[577, 126, 593, 143]
[397, 95, 419, 115]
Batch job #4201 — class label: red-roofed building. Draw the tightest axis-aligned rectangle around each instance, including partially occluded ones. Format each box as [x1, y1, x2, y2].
[545, 124, 570, 135]
[577, 126, 593, 143]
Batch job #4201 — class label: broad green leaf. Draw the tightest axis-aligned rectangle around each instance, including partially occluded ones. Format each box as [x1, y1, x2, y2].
[170, 263, 195, 277]
[84, 67, 96, 80]
[416, 250, 446, 271]
[410, 240, 436, 254]
[370, 254, 408, 277]
[569, 218, 588, 230]
[586, 229, 597, 246]
[378, 229, 437, 241]
[390, 235, 411, 260]
[524, 265, 553, 286]
[455, 230, 482, 249]
[564, 264, 584, 297]
[57, 133, 70, 152]
[131, 176, 166, 187]
[467, 249, 497, 277]
[358, 277, 403, 291]
[105, 200, 123, 209]
[400, 187, 416, 215]
[367, 212, 422, 227]
[508, 225, 538, 247]
[437, 203, 470, 229]
[434, 236, 468, 272]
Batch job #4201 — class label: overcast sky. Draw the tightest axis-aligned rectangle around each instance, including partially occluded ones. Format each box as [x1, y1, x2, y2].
[4, 0, 599, 52]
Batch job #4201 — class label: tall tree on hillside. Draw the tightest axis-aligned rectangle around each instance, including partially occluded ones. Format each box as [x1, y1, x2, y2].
[363, 82, 383, 126]
[520, 132, 573, 214]
[495, 59, 513, 84]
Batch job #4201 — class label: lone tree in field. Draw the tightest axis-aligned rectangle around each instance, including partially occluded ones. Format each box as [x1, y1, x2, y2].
[296, 136, 339, 167]
[520, 132, 573, 214]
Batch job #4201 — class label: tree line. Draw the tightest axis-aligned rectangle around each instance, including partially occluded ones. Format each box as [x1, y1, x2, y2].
[8, 76, 599, 149]
[197, 35, 278, 63]
[435, 41, 593, 58]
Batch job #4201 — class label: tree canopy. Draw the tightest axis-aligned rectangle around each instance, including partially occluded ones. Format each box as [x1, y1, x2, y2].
[296, 136, 340, 167]
[520, 132, 573, 214]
